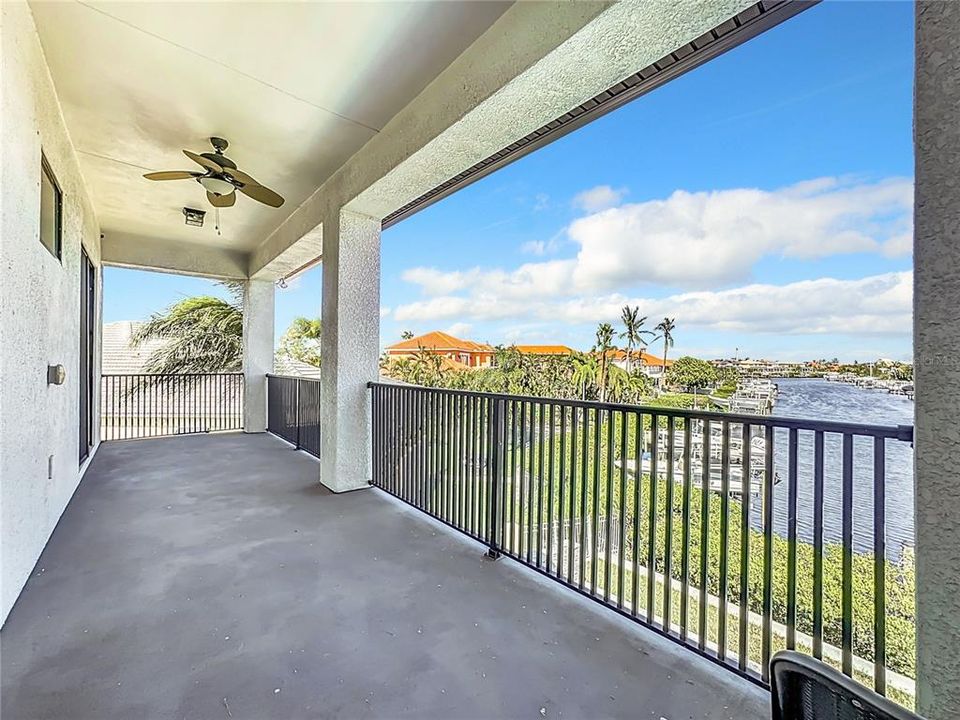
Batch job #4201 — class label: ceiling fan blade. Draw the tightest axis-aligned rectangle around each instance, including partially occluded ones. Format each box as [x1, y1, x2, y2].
[184, 149, 223, 173]
[207, 190, 236, 208]
[222, 167, 257, 186]
[239, 182, 285, 208]
[143, 170, 200, 181]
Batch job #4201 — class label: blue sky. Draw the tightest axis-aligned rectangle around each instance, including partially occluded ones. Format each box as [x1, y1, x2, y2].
[105, 0, 914, 363]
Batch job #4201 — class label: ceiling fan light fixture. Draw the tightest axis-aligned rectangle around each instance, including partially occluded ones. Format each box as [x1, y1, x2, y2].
[198, 176, 235, 196]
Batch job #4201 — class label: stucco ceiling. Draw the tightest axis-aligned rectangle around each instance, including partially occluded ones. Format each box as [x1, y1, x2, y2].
[29, 1, 511, 253]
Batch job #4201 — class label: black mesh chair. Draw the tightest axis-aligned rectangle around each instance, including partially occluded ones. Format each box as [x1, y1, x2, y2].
[770, 651, 923, 720]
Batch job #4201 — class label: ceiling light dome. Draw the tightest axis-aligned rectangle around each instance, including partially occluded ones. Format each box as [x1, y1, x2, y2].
[198, 176, 235, 196]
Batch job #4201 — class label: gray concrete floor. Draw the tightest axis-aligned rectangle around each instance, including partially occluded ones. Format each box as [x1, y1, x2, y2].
[1, 432, 768, 720]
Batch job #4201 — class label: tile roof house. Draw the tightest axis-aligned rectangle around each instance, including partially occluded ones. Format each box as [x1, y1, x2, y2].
[600, 348, 674, 376]
[385, 331, 495, 369]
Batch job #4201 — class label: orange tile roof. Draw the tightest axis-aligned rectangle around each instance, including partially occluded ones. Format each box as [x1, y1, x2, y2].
[637, 350, 672, 367]
[514, 344, 574, 355]
[386, 331, 493, 354]
[596, 348, 673, 367]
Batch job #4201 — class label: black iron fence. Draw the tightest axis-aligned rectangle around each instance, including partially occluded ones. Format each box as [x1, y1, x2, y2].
[101, 373, 244, 441]
[368, 382, 915, 698]
[266, 374, 321, 458]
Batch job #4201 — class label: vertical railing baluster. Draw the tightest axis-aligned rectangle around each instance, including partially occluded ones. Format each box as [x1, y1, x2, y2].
[664, 415, 675, 631]
[605, 408, 614, 602]
[718, 420, 731, 659]
[631, 412, 642, 615]
[680, 417, 693, 642]
[874, 435, 886, 695]
[698, 420, 711, 649]
[841, 432, 854, 676]
[813, 430, 825, 660]
[647, 413, 659, 624]
[558, 405, 567, 578]
[488, 397, 504, 556]
[618, 410, 628, 609]
[786, 427, 799, 649]
[761, 425, 775, 683]
[738, 422, 752, 671]
[519, 401, 528, 558]
[580, 408, 589, 590]
[505, 400, 513, 554]
[591, 407, 601, 595]
[537, 401, 546, 568]
[547, 403, 556, 575]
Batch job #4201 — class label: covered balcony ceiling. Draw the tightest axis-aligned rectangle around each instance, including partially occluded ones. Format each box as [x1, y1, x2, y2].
[1, 433, 766, 719]
[29, 1, 511, 253]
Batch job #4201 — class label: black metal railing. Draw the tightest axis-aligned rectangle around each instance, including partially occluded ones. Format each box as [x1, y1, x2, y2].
[368, 382, 915, 698]
[266, 374, 321, 458]
[100, 373, 244, 441]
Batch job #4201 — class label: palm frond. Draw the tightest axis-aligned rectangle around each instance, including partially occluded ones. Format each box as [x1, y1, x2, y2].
[133, 295, 243, 374]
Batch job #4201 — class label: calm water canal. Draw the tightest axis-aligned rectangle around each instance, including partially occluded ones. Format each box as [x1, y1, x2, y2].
[767, 378, 914, 558]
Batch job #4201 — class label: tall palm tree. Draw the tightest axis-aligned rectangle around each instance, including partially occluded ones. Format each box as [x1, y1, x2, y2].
[132, 282, 243, 374]
[654, 317, 676, 383]
[619, 305, 652, 374]
[594, 322, 615, 402]
[571, 353, 598, 400]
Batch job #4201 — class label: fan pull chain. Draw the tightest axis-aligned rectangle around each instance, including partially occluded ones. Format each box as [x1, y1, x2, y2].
[215, 207, 222, 236]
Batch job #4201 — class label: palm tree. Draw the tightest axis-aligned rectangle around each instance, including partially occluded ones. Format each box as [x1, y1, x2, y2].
[605, 364, 630, 403]
[594, 322, 615, 402]
[571, 353, 598, 400]
[654, 317, 676, 383]
[619, 305, 652, 374]
[401, 330, 415, 340]
[132, 282, 243, 374]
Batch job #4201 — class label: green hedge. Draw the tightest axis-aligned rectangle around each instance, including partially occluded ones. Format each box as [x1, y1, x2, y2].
[631, 476, 916, 677]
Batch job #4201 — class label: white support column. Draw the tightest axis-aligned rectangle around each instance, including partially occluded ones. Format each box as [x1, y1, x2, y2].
[242, 279, 275, 433]
[914, 3, 960, 718]
[319, 210, 380, 492]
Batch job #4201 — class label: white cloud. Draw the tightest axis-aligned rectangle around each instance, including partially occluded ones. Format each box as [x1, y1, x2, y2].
[444, 322, 473, 338]
[533, 193, 550, 211]
[394, 272, 911, 338]
[567, 176, 912, 290]
[402, 177, 913, 301]
[520, 230, 565, 256]
[573, 185, 628, 212]
[379, 306, 391, 319]
[881, 231, 912, 257]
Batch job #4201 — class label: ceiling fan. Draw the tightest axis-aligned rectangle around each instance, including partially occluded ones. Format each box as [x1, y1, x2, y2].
[143, 137, 284, 209]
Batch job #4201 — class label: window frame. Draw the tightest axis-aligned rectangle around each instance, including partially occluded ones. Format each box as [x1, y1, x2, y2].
[40, 153, 63, 261]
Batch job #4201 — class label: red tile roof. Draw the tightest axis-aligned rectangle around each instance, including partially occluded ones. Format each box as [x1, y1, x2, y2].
[386, 331, 493, 354]
[513, 344, 575, 355]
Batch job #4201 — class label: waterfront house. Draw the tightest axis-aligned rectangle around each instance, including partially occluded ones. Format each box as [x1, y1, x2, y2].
[602, 347, 673, 378]
[1, 2, 956, 719]
[384, 330, 495, 369]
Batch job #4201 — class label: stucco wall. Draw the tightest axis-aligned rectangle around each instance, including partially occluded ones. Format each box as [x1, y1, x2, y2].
[914, 4, 960, 718]
[1, 1, 102, 625]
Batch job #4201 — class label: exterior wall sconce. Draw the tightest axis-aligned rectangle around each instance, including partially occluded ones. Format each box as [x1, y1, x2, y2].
[47, 364, 65, 385]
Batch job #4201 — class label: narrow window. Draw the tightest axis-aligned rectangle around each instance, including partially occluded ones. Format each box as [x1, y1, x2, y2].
[40, 154, 62, 260]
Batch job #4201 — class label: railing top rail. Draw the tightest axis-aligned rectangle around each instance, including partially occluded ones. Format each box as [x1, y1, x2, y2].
[101, 372, 243, 377]
[366, 381, 913, 442]
[266, 373, 321, 382]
